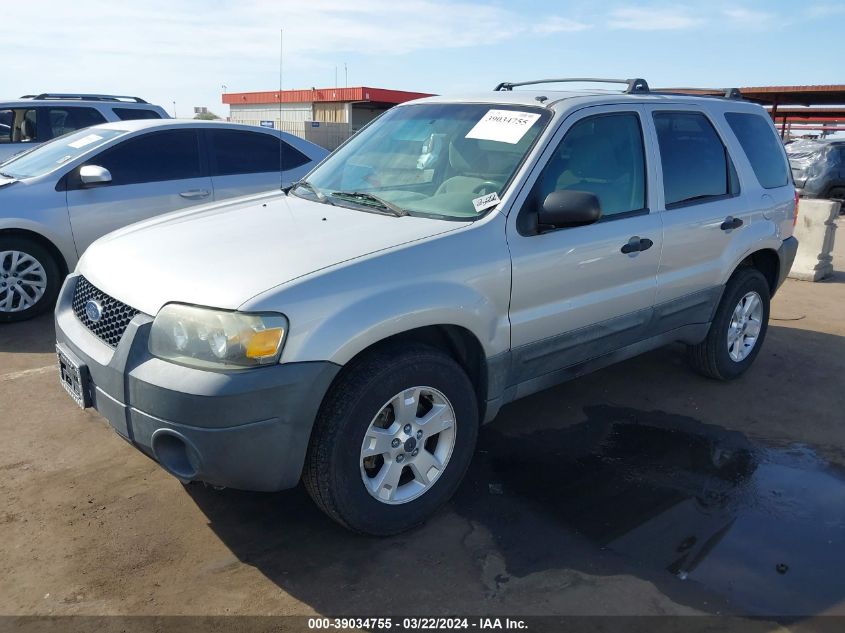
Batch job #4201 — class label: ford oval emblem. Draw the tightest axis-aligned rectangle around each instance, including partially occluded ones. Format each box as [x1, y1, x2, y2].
[85, 300, 104, 323]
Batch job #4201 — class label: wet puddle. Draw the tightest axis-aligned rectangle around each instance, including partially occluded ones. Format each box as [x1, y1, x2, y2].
[457, 405, 845, 616]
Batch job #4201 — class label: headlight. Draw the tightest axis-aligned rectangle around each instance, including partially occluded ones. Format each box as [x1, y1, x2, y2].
[149, 304, 288, 370]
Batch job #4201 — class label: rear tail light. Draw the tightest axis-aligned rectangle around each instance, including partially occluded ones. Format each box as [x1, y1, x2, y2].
[793, 189, 799, 226]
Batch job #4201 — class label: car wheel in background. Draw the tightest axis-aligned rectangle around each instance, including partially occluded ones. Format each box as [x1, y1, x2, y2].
[0, 236, 61, 323]
[688, 267, 771, 381]
[303, 344, 479, 535]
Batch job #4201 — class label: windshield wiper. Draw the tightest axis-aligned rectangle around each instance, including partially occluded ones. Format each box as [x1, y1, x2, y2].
[0, 172, 14, 179]
[330, 191, 408, 217]
[292, 180, 334, 205]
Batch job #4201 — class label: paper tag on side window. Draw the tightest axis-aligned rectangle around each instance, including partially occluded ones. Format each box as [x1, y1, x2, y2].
[472, 191, 501, 213]
[68, 134, 102, 149]
[466, 109, 541, 144]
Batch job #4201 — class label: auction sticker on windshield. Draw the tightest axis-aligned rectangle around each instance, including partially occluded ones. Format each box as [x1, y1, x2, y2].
[68, 134, 103, 149]
[466, 109, 541, 144]
[472, 191, 501, 213]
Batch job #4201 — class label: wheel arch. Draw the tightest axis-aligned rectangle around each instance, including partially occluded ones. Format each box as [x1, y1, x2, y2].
[0, 227, 70, 277]
[735, 248, 779, 296]
[327, 324, 489, 424]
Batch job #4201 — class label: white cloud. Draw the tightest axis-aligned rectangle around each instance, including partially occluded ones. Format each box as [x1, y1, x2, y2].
[806, 4, 845, 18]
[722, 7, 777, 26]
[608, 6, 703, 30]
[3, 0, 587, 63]
[532, 17, 592, 34]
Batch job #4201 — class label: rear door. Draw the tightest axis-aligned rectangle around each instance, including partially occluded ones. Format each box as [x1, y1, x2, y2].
[207, 128, 314, 199]
[507, 105, 662, 389]
[65, 128, 212, 253]
[643, 107, 749, 331]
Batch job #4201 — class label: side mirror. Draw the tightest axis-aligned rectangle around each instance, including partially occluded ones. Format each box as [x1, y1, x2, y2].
[537, 190, 602, 230]
[79, 165, 112, 186]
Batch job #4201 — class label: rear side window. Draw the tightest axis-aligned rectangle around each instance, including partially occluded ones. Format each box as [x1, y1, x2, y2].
[653, 111, 738, 207]
[113, 108, 163, 121]
[725, 112, 788, 189]
[90, 129, 202, 185]
[209, 129, 310, 176]
[44, 107, 107, 140]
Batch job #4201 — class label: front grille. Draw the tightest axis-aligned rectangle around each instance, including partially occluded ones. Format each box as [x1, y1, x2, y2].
[71, 276, 139, 348]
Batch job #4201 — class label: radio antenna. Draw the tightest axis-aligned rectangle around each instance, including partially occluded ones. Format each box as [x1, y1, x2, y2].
[279, 28, 284, 191]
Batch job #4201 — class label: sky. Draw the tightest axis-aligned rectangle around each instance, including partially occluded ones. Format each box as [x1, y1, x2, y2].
[4, 0, 842, 118]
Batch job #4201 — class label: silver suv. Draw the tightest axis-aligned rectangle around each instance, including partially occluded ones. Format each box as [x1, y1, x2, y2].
[0, 93, 169, 163]
[54, 78, 798, 535]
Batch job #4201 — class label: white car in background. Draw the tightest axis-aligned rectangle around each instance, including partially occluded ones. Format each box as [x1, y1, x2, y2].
[0, 119, 328, 321]
[0, 93, 170, 163]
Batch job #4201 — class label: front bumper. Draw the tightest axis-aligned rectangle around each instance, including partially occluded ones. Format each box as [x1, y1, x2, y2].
[54, 274, 340, 491]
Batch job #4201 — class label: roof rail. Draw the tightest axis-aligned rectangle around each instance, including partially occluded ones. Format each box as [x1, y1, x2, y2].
[494, 78, 650, 94]
[652, 87, 744, 100]
[19, 93, 149, 103]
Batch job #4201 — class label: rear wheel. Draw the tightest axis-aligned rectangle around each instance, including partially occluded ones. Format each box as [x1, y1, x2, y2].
[688, 267, 770, 380]
[303, 344, 478, 535]
[0, 236, 61, 323]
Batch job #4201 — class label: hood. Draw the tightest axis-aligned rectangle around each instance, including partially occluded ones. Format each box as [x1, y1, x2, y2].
[79, 192, 465, 316]
[0, 176, 17, 188]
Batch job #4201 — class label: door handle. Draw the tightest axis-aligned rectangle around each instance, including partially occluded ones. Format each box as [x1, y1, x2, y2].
[179, 189, 210, 200]
[720, 216, 744, 231]
[621, 236, 654, 254]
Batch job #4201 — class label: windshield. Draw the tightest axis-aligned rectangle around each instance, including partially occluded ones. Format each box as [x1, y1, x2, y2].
[295, 103, 550, 219]
[0, 128, 126, 179]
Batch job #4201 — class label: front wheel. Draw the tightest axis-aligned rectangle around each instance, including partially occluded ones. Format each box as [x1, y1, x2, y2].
[688, 267, 770, 380]
[303, 345, 479, 535]
[0, 237, 61, 323]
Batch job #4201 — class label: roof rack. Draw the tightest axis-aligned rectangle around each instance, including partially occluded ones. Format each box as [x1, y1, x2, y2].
[652, 87, 744, 100]
[494, 78, 650, 94]
[19, 93, 148, 103]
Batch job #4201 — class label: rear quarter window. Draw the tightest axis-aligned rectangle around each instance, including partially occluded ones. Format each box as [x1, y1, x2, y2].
[112, 108, 163, 121]
[725, 112, 789, 189]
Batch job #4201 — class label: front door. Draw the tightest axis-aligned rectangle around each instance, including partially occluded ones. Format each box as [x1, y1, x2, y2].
[507, 105, 662, 391]
[66, 129, 212, 253]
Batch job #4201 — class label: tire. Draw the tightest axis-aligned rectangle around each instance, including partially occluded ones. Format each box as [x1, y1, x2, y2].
[303, 344, 479, 535]
[0, 236, 62, 323]
[688, 267, 770, 381]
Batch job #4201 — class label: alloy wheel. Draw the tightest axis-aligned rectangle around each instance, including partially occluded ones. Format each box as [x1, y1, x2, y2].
[727, 291, 763, 362]
[0, 250, 47, 313]
[360, 386, 457, 505]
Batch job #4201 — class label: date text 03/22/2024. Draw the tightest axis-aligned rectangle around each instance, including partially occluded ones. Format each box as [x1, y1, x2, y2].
[307, 617, 528, 630]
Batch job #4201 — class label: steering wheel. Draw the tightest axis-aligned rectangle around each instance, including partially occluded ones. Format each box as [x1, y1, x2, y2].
[472, 181, 500, 195]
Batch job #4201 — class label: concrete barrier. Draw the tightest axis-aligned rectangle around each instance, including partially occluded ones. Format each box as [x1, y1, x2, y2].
[788, 199, 839, 282]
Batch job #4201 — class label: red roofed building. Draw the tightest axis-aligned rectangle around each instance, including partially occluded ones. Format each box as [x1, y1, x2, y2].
[222, 86, 434, 149]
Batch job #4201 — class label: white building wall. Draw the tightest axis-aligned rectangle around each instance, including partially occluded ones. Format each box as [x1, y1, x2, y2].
[229, 102, 312, 125]
[228, 101, 354, 151]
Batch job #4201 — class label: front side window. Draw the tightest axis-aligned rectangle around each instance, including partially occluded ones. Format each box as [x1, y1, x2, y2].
[0, 127, 125, 178]
[653, 111, 738, 207]
[209, 129, 310, 176]
[725, 112, 788, 189]
[44, 107, 107, 140]
[296, 103, 550, 219]
[88, 129, 201, 185]
[536, 112, 646, 218]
